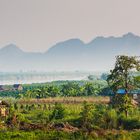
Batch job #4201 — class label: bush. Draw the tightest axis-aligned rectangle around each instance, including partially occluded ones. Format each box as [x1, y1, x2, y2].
[121, 118, 140, 130]
[50, 103, 66, 120]
[80, 102, 94, 132]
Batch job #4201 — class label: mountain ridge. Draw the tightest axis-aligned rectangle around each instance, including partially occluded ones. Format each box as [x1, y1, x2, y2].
[0, 32, 140, 72]
[1, 32, 139, 53]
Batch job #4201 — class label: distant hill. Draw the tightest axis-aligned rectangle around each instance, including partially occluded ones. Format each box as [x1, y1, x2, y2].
[0, 33, 140, 72]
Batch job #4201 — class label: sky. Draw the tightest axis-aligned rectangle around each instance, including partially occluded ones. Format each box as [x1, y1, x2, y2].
[0, 0, 140, 52]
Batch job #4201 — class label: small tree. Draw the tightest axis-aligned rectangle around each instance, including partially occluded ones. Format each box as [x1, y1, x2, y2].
[14, 103, 18, 111]
[84, 83, 95, 96]
[48, 86, 60, 97]
[107, 55, 140, 117]
[50, 103, 66, 120]
[80, 101, 94, 132]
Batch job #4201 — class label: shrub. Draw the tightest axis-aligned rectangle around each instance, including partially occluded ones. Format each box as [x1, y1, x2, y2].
[103, 109, 118, 129]
[80, 102, 94, 132]
[50, 103, 66, 120]
[121, 118, 140, 130]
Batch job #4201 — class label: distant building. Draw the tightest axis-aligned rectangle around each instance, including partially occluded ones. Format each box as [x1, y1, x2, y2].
[129, 89, 140, 104]
[13, 84, 23, 91]
[116, 89, 127, 94]
[0, 85, 4, 91]
[115, 88, 140, 105]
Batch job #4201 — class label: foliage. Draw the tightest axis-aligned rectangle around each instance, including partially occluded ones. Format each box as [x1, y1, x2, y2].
[0, 130, 138, 140]
[107, 55, 140, 116]
[80, 102, 94, 132]
[22, 81, 107, 98]
[61, 82, 82, 97]
[112, 94, 133, 114]
[107, 55, 140, 92]
[0, 98, 139, 139]
[50, 103, 66, 120]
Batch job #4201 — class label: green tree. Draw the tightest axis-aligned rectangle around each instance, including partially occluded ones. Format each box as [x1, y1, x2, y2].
[84, 83, 95, 96]
[14, 103, 18, 111]
[80, 102, 94, 132]
[50, 103, 66, 120]
[107, 55, 140, 117]
[48, 86, 60, 97]
[61, 82, 81, 96]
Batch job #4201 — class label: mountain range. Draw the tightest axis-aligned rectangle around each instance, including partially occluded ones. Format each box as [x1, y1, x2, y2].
[0, 32, 140, 72]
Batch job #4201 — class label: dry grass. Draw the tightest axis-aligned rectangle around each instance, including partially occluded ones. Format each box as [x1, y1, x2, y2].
[18, 96, 110, 104]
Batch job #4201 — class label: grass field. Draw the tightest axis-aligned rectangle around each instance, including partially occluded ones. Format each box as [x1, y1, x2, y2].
[17, 96, 110, 104]
[0, 96, 139, 140]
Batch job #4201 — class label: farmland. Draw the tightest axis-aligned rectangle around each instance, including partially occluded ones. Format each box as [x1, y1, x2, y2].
[0, 56, 139, 139]
[0, 97, 140, 140]
[0, 79, 139, 140]
[17, 96, 110, 104]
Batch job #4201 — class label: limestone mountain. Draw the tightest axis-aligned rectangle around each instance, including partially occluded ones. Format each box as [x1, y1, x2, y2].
[0, 33, 140, 72]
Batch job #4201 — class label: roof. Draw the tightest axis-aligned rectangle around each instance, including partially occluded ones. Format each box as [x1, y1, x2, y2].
[13, 84, 22, 88]
[116, 89, 140, 94]
[117, 89, 126, 94]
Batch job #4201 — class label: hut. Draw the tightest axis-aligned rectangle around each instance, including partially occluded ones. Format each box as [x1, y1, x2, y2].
[129, 89, 140, 104]
[116, 89, 127, 94]
[114, 88, 140, 105]
[0, 105, 6, 117]
[13, 84, 23, 91]
[0, 100, 9, 117]
[0, 85, 4, 91]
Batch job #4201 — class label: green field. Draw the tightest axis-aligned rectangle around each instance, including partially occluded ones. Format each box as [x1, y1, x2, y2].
[0, 97, 139, 140]
[0, 56, 140, 139]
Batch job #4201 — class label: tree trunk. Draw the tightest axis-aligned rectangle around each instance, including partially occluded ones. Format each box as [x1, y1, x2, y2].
[125, 110, 128, 118]
[124, 70, 128, 94]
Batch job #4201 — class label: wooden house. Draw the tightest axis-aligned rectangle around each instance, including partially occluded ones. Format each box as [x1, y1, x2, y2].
[0, 85, 4, 91]
[114, 89, 140, 105]
[13, 84, 23, 91]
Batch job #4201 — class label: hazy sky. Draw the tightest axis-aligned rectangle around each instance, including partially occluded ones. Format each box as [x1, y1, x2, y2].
[0, 0, 140, 52]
